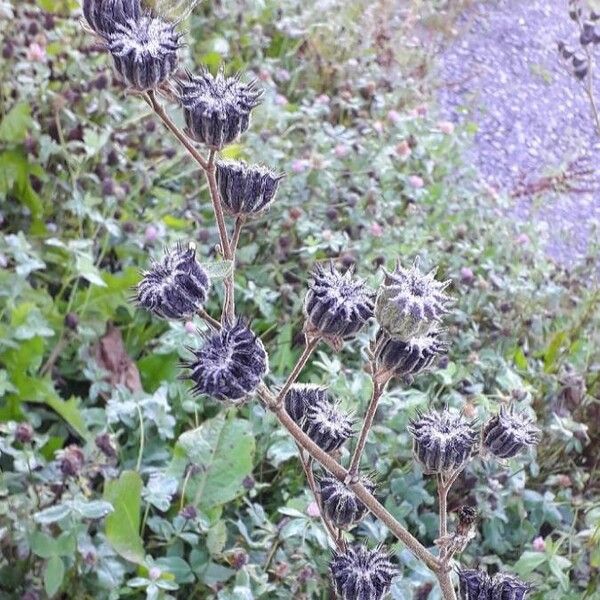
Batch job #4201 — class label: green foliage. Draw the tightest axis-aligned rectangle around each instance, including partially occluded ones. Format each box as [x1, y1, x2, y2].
[0, 0, 598, 599]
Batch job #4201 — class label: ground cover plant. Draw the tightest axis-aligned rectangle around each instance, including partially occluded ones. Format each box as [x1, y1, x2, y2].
[0, 0, 599, 599]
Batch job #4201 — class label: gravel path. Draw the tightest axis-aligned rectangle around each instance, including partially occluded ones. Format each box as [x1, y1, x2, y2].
[437, 0, 600, 267]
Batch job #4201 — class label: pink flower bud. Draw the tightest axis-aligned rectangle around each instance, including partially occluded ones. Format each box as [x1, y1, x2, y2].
[184, 321, 196, 334]
[334, 144, 349, 158]
[322, 229, 333, 241]
[372, 120, 384, 134]
[515, 233, 530, 245]
[369, 222, 383, 237]
[144, 224, 159, 244]
[291, 159, 308, 174]
[258, 68, 271, 82]
[387, 110, 401, 124]
[532, 536, 545, 552]
[437, 120, 455, 135]
[408, 175, 424, 189]
[148, 567, 162, 581]
[416, 104, 428, 116]
[275, 94, 288, 106]
[460, 267, 474, 284]
[26, 42, 46, 62]
[306, 501, 320, 518]
[394, 140, 411, 158]
[316, 94, 330, 104]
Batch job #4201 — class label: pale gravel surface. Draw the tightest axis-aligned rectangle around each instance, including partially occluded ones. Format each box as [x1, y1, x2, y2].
[437, 0, 600, 266]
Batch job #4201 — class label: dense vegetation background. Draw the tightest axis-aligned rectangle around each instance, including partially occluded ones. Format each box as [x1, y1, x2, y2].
[0, 0, 599, 598]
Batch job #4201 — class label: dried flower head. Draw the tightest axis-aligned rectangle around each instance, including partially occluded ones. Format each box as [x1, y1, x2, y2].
[137, 244, 210, 319]
[490, 573, 533, 600]
[184, 319, 268, 402]
[58, 444, 85, 477]
[330, 545, 397, 600]
[303, 398, 353, 453]
[372, 327, 447, 382]
[304, 262, 374, 347]
[458, 568, 491, 600]
[83, 0, 141, 36]
[179, 68, 263, 149]
[457, 506, 478, 531]
[284, 383, 329, 424]
[108, 14, 181, 91]
[408, 409, 477, 474]
[216, 160, 284, 218]
[375, 259, 451, 340]
[319, 475, 375, 527]
[481, 405, 540, 459]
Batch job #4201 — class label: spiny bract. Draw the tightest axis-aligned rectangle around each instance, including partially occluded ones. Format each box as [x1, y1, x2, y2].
[303, 397, 353, 453]
[304, 261, 374, 344]
[458, 568, 491, 600]
[184, 319, 268, 402]
[179, 68, 263, 149]
[375, 259, 451, 340]
[136, 244, 210, 319]
[83, 0, 142, 36]
[489, 572, 533, 600]
[284, 383, 329, 424]
[330, 545, 397, 600]
[319, 475, 375, 527]
[216, 160, 284, 218]
[108, 14, 180, 91]
[481, 405, 540, 459]
[408, 409, 477, 474]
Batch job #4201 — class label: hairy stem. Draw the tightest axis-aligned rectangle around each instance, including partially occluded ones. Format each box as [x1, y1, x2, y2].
[274, 336, 320, 407]
[437, 473, 449, 539]
[438, 569, 458, 600]
[348, 378, 387, 477]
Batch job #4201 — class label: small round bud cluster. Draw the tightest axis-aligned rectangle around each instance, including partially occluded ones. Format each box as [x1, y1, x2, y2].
[95, 432, 117, 459]
[375, 259, 451, 341]
[408, 409, 477, 474]
[458, 569, 532, 600]
[329, 545, 397, 600]
[284, 384, 353, 452]
[372, 328, 447, 381]
[179, 68, 263, 150]
[108, 15, 181, 91]
[58, 444, 85, 477]
[15, 422, 34, 444]
[558, 4, 600, 81]
[83, 0, 141, 37]
[137, 244, 210, 320]
[303, 262, 374, 348]
[481, 405, 540, 459]
[216, 160, 284, 218]
[184, 319, 268, 402]
[318, 475, 375, 527]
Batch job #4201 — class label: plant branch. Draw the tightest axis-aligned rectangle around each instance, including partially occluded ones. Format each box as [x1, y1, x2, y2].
[273, 336, 320, 407]
[348, 377, 387, 478]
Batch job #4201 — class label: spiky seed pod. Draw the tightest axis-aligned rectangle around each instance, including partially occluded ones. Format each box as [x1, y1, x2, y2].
[330, 545, 397, 600]
[408, 409, 477, 474]
[83, 0, 141, 36]
[490, 573, 533, 600]
[481, 405, 540, 459]
[303, 398, 353, 453]
[304, 262, 374, 347]
[557, 41, 575, 60]
[375, 259, 451, 341]
[184, 319, 268, 402]
[284, 384, 329, 424]
[580, 21, 596, 45]
[457, 568, 491, 600]
[215, 160, 284, 218]
[137, 244, 210, 319]
[108, 14, 180, 91]
[457, 506, 478, 531]
[179, 68, 263, 150]
[318, 475, 375, 527]
[372, 327, 447, 381]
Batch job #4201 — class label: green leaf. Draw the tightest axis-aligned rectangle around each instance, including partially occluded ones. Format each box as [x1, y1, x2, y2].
[206, 520, 227, 556]
[139, 353, 179, 393]
[34, 503, 72, 525]
[44, 555, 65, 598]
[513, 550, 547, 576]
[170, 414, 255, 511]
[30, 531, 59, 558]
[201, 259, 234, 280]
[0, 102, 32, 143]
[544, 331, 566, 373]
[104, 470, 145, 565]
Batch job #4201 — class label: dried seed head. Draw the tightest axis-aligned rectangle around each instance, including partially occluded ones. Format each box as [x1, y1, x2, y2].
[108, 14, 180, 91]
[304, 262, 374, 346]
[490, 573, 533, 600]
[82, 0, 141, 36]
[319, 475, 375, 527]
[373, 327, 447, 381]
[457, 506, 478, 530]
[215, 160, 284, 218]
[58, 444, 86, 477]
[330, 545, 397, 600]
[375, 259, 451, 341]
[184, 319, 268, 402]
[408, 409, 477, 474]
[137, 243, 210, 319]
[179, 68, 263, 149]
[580, 21, 597, 45]
[481, 405, 540, 459]
[15, 422, 34, 444]
[284, 383, 329, 424]
[557, 41, 575, 60]
[303, 397, 353, 453]
[458, 568, 491, 600]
